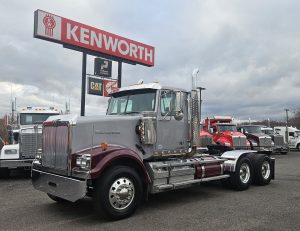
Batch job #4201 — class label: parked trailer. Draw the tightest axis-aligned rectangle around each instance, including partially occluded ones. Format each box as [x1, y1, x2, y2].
[32, 78, 275, 220]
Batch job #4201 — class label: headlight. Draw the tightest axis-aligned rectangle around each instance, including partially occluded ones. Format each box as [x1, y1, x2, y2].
[36, 149, 42, 159]
[4, 149, 18, 154]
[271, 141, 274, 146]
[33, 149, 42, 165]
[224, 142, 231, 146]
[75, 154, 91, 171]
[251, 141, 258, 146]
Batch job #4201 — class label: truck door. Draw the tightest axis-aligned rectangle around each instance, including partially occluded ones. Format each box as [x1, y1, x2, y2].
[155, 90, 189, 152]
[289, 132, 296, 147]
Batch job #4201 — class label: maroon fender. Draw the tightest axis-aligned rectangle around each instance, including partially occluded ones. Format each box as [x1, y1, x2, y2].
[72, 145, 151, 183]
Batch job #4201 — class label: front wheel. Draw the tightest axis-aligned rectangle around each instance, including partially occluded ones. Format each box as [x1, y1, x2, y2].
[93, 166, 142, 220]
[230, 157, 253, 191]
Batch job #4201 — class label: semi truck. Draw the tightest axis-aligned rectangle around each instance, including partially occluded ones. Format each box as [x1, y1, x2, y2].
[274, 126, 300, 150]
[0, 106, 60, 178]
[203, 116, 249, 149]
[32, 78, 275, 220]
[237, 125, 273, 154]
[261, 126, 289, 154]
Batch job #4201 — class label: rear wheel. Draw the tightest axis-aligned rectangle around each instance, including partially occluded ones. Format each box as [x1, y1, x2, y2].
[230, 157, 253, 191]
[252, 154, 272, 185]
[93, 165, 142, 220]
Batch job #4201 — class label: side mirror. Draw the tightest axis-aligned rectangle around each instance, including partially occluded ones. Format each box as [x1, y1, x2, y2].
[174, 91, 184, 121]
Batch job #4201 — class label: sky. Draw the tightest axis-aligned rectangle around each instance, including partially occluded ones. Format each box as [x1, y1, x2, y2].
[0, 0, 299, 121]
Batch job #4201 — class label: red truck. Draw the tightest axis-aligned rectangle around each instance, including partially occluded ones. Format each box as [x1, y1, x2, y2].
[203, 116, 250, 149]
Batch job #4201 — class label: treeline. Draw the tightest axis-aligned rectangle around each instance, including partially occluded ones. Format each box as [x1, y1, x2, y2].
[0, 119, 8, 141]
[251, 109, 300, 128]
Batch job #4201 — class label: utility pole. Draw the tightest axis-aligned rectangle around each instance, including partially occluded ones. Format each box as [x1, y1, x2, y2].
[81, 52, 87, 116]
[285, 109, 289, 144]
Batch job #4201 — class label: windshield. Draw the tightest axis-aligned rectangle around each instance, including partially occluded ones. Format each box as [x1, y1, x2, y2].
[243, 126, 262, 133]
[296, 131, 300, 137]
[107, 89, 156, 115]
[263, 129, 274, 135]
[218, 124, 237, 132]
[20, 113, 59, 125]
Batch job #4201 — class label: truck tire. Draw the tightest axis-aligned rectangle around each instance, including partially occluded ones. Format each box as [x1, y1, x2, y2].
[47, 193, 69, 203]
[297, 144, 300, 151]
[229, 157, 253, 191]
[252, 155, 272, 186]
[93, 165, 142, 220]
[0, 168, 10, 179]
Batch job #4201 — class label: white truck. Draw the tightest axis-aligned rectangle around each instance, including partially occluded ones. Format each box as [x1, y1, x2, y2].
[274, 126, 300, 150]
[0, 106, 60, 178]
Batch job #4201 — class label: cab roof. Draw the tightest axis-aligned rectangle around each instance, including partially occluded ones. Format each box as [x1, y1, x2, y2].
[114, 82, 187, 94]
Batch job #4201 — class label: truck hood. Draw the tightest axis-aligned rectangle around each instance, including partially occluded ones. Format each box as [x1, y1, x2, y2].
[245, 133, 271, 140]
[221, 131, 245, 137]
[46, 114, 149, 158]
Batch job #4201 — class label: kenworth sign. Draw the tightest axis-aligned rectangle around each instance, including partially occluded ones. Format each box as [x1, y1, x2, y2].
[34, 10, 155, 66]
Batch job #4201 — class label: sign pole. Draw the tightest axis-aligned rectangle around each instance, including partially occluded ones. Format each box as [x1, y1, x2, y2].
[81, 52, 87, 116]
[118, 61, 122, 88]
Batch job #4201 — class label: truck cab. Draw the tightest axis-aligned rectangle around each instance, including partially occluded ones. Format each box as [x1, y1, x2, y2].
[0, 106, 60, 178]
[237, 125, 273, 154]
[261, 126, 288, 154]
[274, 126, 300, 150]
[203, 116, 249, 149]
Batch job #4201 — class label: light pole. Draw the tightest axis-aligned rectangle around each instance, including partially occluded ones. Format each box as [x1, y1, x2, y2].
[285, 109, 289, 144]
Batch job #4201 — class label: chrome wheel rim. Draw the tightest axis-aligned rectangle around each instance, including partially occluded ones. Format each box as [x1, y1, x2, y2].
[240, 163, 250, 183]
[109, 177, 135, 210]
[261, 161, 271, 180]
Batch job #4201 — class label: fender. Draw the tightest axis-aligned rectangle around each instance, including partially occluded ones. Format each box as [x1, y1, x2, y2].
[74, 145, 151, 183]
[221, 149, 257, 173]
[248, 139, 258, 149]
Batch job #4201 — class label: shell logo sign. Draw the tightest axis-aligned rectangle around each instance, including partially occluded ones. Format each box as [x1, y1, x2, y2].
[34, 10, 155, 66]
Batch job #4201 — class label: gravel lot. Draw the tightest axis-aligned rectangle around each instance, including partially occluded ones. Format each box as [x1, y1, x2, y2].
[0, 151, 299, 231]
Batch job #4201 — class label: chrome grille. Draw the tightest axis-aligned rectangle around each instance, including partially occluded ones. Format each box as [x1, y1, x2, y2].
[259, 137, 272, 147]
[200, 135, 213, 147]
[42, 124, 69, 170]
[20, 127, 42, 159]
[274, 136, 284, 146]
[232, 136, 247, 147]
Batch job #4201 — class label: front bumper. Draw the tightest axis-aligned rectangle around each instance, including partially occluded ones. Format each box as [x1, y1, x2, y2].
[272, 146, 289, 153]
[252, 146, 273, 153]
[0, 159, 33, 168]
[31, 169, 87, 202]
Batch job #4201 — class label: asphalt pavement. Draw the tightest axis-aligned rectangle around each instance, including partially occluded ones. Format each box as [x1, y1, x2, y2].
[0, 151, 299, 231]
